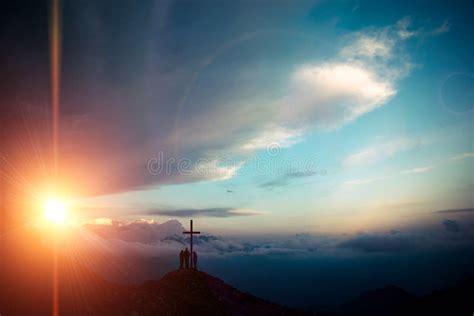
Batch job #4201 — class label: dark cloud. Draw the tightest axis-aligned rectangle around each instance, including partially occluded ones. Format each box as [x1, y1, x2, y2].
[82, 217, 474, 259]
[84, 219, 184, 244]
[148, 207, 263, 218]
[442, 219, 461, 233]
[287, 171, 318, 178]
[260, 170, 317, 188]
[435, 208, 474, 214]
[83, 219, 326, 256]
[338, 233, 419, 253]
[338, 219, 474, 254]
[260, 178, 288, 188]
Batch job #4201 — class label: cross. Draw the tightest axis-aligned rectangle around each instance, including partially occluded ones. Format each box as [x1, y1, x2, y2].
[183, 219, 200, 267]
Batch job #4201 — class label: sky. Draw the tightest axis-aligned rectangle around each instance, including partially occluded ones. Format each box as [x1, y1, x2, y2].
[45, 0, 472, 235]
[1, 0, 473, 235]
[1, 0, 473, 308]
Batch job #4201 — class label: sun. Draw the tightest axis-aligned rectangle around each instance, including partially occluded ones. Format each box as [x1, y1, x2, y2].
[43, 198, 68, 224]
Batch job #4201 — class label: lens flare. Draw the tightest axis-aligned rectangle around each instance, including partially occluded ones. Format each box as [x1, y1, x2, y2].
[44, 198, 68, 224]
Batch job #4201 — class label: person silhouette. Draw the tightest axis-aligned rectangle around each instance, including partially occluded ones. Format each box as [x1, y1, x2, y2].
[179, 249, 184, 269]
[192, 251, 198, 270]
[183, 247, 190, 269]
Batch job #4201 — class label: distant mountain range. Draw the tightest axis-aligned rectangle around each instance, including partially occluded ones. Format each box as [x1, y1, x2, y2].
[316, 278, 474, 316]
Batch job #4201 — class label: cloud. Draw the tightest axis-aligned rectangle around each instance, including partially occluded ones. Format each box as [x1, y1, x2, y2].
[287, 170, 318, 178]
[240, 31, 405, 150]
[450, 152, 474, 161]
[278, 62, 396, 131]
[84, 219, 185, 244]
[396, 16, 450, 40]
[274, 17, 418, 136]
[190, 160, 244, 181]
[394, 150, 474, 177]
[241, 126, 303, 151]
[147, 207, 266, 218]
[81, 217, 474, 258]
[343, 177, 387, 186]
[260, 178, 289, 188]
[343, 138, 420, 167]
[396, 16, 418, 39]
[424, 19, 450, 37]
[341, 33, 395, 59]
[338, 232, 420, 253]
[260, 170, 317, 188]
[434, 208, 474, 214]
[442, 219, 461, 233]
[401, 166, 433, 174]
[82, 218, 325, 256]
[87, 217, 114, 225]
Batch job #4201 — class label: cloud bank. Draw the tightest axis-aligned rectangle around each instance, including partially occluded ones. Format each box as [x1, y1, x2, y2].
[147, 207, 266, 218]
[80, 214, 474, 258]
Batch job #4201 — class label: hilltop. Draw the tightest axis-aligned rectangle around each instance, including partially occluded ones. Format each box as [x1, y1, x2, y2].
[126, 269, 298, 315]
[1, 265, 298, 315]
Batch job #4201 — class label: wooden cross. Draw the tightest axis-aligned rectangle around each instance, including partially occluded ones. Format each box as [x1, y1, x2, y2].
[183, 219, 200, 266]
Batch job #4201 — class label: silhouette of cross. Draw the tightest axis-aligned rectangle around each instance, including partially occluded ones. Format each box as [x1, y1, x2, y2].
[183, 219, 200, 267]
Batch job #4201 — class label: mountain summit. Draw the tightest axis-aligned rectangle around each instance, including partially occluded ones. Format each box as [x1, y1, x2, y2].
[126, 269, 297, 315]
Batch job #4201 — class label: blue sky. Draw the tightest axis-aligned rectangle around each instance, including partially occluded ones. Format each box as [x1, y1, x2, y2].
[61, 0, 473, 235]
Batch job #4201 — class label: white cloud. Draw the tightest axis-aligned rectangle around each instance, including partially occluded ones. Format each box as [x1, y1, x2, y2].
[275, 17, 421, 133]
[341, 34, 394, 59]
[396, 16, 418, 40]
[87, 217, 114, 225]
[227, 208, 267, 216]
[396, 16, 450, 40]
[450, 152, 474, 161]
[401, 166, 433, 174]
[84, 219, 185, 244]
[278, 62, 396, 131]
[191, 159, 244, 181]
[343, 138, 420, 167]
[343, 177, 386, 187]
[241, 126, 303, 150]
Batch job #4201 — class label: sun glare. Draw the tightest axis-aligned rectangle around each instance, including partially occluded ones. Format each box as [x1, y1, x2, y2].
[44, 198, 68, 224]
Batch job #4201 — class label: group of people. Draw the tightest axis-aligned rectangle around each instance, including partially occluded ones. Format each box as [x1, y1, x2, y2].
[179, 248, 198, 270]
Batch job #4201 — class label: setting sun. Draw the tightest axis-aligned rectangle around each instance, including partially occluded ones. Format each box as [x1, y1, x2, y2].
[44, 198, 68, 224]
